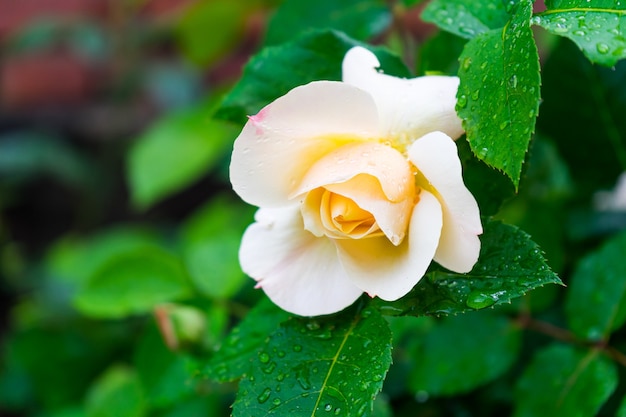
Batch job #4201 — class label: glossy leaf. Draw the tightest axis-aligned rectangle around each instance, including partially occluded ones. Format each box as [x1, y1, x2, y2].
[456, 0, 541, 187]
[513, 344, 617, 417]
[202, 297, 290, 382]
[216, 29, 410, 124]
[374, 220, 562, 316]
[265, 0, 391, 46]
[127, 103, 239, 210]
[232, 306, 392, 417]
[421, 0, 509, 39]
[409, 313, 521, 396]
[74, 247, 192, 318]
[565, 230, 626, 341]
[533, 0, 626, 66]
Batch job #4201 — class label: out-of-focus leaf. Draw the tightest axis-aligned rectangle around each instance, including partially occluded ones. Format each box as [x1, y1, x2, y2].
[74, 247, 192, 318]
[46, 227, 159, 289]
[456, 0, 541, 187]
[180, 196, 254, 299]
[513, 344, 617, 417]
[533, 0, 626, 66]
[85, 365, 146, 417]
[134, 324, 195, 408]
[265, 0, 391, 46]
[202, 297, 290, 382]
[217, 29, 410, 124]
[422, 0, 509, 39]
[409, 313, 520, 396]
[565, 230, 626, 341]
[374, 220, 562, 316]
[538, 39, 626, 200]
[417, 30, 467, 75]
[232, 306, 392, 417]
[175, 0, 249, 67]
[0, 131, 95, 192]
[127, 102, 239, 210]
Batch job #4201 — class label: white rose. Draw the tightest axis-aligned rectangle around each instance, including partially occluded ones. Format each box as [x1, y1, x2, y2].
[230, 46, 482, 316]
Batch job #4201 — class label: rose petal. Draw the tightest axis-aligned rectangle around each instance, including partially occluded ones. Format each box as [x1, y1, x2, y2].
[408, 131, 482, 273]
[230, 81, 380, 208]
[240, 206, 363, 316]
[335, 190, 443, 300]
[292, 142, 415, 244]
[342, 46, 464, 142]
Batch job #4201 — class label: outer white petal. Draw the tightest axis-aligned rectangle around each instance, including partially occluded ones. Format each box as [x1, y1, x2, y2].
[335, 190, 443, 300]
[230, 81, 380, 208]
[408, 131, 482, 273]
[342, 46, 464, 141]
[239, 206, 363, 316]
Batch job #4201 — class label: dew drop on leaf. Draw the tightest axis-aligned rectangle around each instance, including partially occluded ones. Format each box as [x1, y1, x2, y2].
[457, 94, 467, 108]
[466, 290, 498, 309]
[259, 352, 270, 363]
[257, 388, 271, 404]
[596, 43, 610, 54]
[324, 403, 333, 412]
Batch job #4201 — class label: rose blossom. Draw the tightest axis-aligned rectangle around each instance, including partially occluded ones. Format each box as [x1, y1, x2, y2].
[230, 46, 482, 316]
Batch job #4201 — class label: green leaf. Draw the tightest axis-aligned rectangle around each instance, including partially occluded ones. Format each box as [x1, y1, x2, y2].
[409, 313, 520, 396]
[232, 306, 391, 417]
[85, 365, 146, 417]
[265, 0, 390, 46]
[565, 230, 626, 341]
[127, 103, 239, 210]
[533, 1, 626, 67]
[513, 344, 617, 417]
[180, 196, 254, 299]
[421, 0, 509, 39]
[616, 395, 626, 417]
[374, 220, 562, 316]
[457, 138, 516, 217]
[134, 324, 195, 408]
[538, 39, 626, 199]
[456, 0, 541, 187]
[202, 297, 290, 382]
[216, 29, 410, 124]
[74, 247, 192, 318]
[46, 227, 159, 289]
[175, 0, 249, 66]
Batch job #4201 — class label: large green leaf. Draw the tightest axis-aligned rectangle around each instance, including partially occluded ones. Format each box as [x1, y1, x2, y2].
[533, 0, 626, 66]
[538, 39, 626, 200]
[74, 247, 192, 318]
[127, 102, 238, 210]
[374, 220, 562, 316]
[409, 313, 520, 396]
[456, 0, 541, 187]
[421, 0, 509, 39]
[265, 0, 390, 46]
[216, 30, 410, 124]
[513, 344, 617, 417]
[565, 230, 626, 341]
[232, 306, 392, 417]
[202, 297, 290, 382]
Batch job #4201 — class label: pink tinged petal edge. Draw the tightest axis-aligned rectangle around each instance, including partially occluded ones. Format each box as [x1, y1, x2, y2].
[408, 131, 482, 273]
[239, 206, 363, 316]
[342, 46, 464, 142]
[335, 190, 443, 301]
[229, 81, 381, 209]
